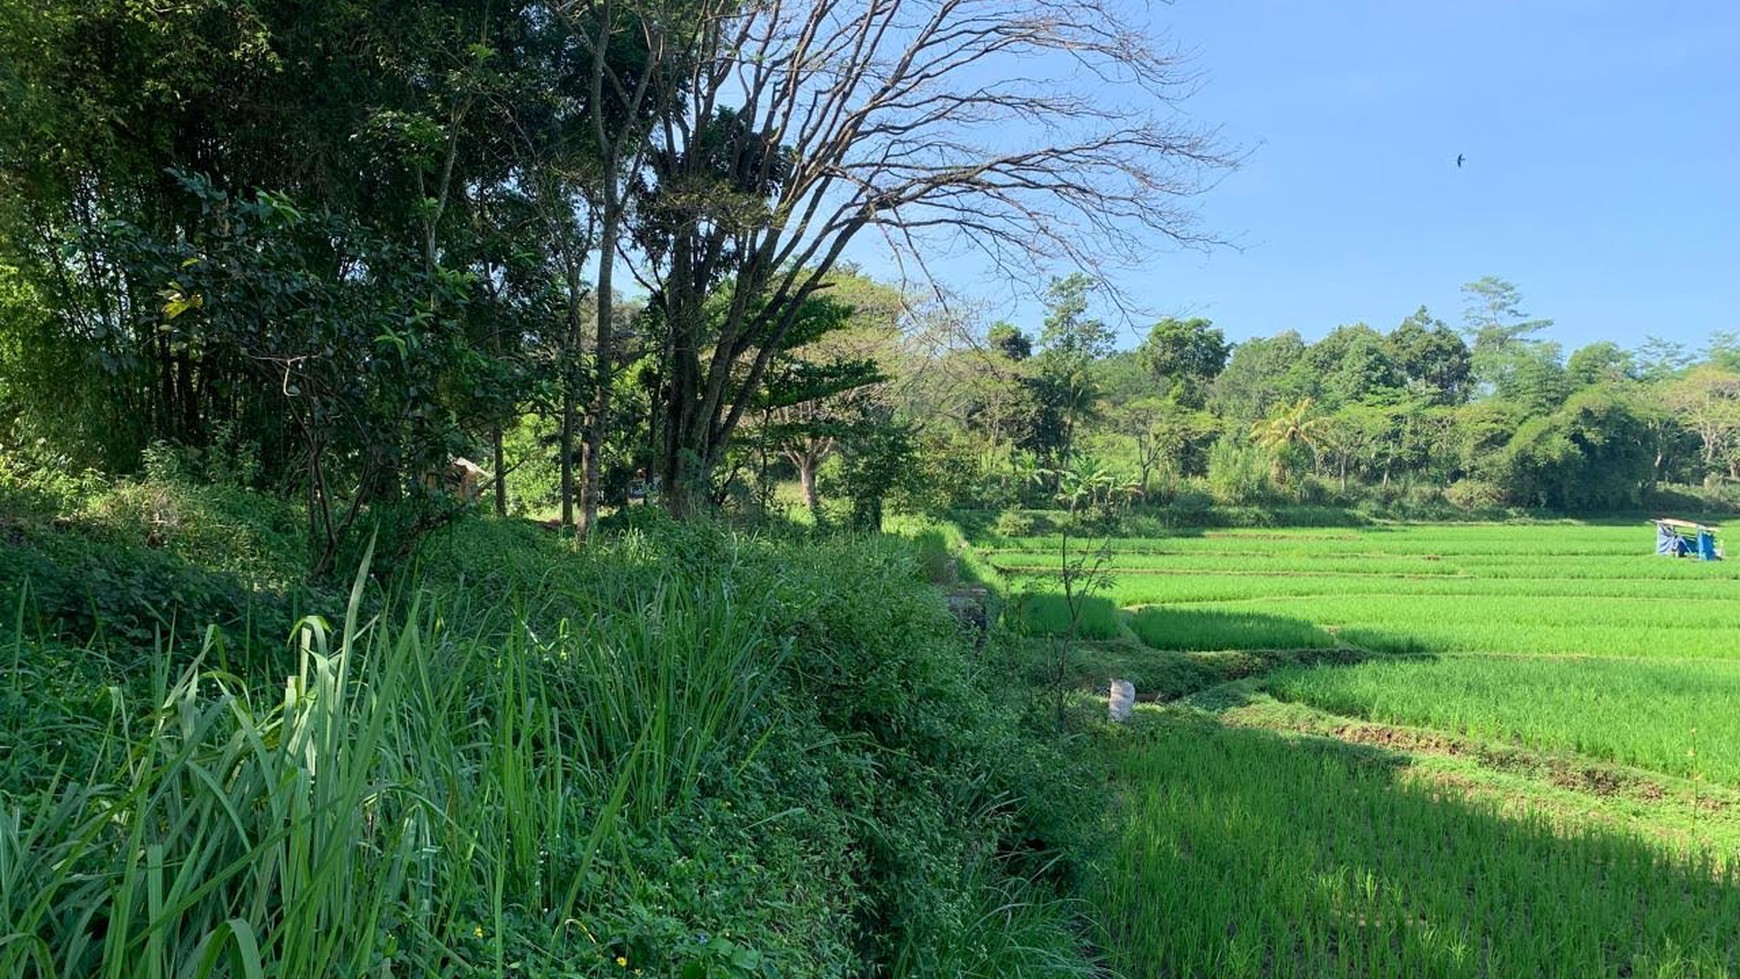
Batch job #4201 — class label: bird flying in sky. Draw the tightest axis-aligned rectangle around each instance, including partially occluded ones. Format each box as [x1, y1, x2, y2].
[1456, 154, 1465, 168]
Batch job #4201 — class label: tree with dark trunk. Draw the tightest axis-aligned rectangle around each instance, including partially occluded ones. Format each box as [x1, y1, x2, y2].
[546, 0, 670, 534]
[626, 0, 1233, 513]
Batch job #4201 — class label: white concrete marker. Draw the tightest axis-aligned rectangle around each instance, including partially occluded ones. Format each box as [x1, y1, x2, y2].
[1108, 680, 1135, 722]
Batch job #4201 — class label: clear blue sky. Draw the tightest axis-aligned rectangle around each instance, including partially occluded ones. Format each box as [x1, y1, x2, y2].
[895, 0, 1740, 353]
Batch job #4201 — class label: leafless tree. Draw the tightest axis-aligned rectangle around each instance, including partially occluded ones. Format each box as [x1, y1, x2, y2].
[618, 0, 1234, 511]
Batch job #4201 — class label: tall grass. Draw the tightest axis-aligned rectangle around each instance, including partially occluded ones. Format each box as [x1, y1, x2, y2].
[3, 522, 1102, 977]
[0, 539, 816, 976]
[3, 554, 442, 977]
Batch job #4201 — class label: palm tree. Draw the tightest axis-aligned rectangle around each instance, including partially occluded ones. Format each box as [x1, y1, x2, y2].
[1250, 397, 1327, 489]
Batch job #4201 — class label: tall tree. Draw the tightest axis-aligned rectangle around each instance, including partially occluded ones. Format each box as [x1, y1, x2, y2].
[545, 0, 676, 533]
[1632, 335, 1694, 383]
[1307, 323, 1402, 409]
[1666, 366, 1740, 479]
[1565, 341, 1635, 389]
[1136, 316, 1227, 407]
[1460, 276, 1555, 397]
[756, 272, 905, 521]
[1, 4, 544, 430]
[1112, 394, 1215, 498]
[1210, 330, 1312, 427]
[626, 0, 1233, 512]
[986, 322, 1033, 362]
[1387, 306, 1471, 405]
[1461, 276, 1553, 347]
[1249, 396, 1326, 488]
[1037, 273, 1114, 361]
[1029, 274, 1111, 467]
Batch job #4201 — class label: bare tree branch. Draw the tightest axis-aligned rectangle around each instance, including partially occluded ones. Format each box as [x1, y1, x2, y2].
[630, 0, 1236, 508]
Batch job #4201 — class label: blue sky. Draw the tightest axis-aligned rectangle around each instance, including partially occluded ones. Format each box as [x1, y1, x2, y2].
[888, 0, 1740, 353]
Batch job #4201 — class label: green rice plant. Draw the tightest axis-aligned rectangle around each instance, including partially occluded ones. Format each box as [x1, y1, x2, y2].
[1096, 715, 1740, 978]
[1127, 605, 1342, 652]
[989, 520, 1740, 659]
[1269, 655, 1740, 787]
[1195, 592, 1740, 658]
[1004, 593, 1120, 640]
[1106, 572, 1740, 607]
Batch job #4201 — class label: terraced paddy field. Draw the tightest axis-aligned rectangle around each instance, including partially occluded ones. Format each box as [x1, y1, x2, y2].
[983, 522, 1740, 977]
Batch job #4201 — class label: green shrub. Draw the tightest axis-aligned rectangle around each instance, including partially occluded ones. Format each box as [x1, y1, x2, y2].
[992, 508, 1061, 538]
[1206, 439, 1275, 505]
[1445, 477, 1505, 510]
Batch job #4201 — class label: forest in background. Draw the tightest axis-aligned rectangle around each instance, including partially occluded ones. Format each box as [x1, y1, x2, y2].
[0, 0, 1236, 571]
[6, 8, 1739, 574]
[5, 1, 1736, 574]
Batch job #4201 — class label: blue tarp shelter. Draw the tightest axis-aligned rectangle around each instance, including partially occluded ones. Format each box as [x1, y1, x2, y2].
[1655, 518, 1721, 560]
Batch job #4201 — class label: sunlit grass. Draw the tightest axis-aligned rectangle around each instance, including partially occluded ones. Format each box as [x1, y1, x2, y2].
[992, 523, 1740, 658]
[1270, 655, 1740, 787]
[1097, 715, 1740, 978]
[4, 526, 1099, 977]
[973, 519, 1740, 972]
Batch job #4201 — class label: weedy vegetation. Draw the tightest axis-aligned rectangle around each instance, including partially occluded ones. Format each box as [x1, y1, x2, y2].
[1, 497, 1105, 978]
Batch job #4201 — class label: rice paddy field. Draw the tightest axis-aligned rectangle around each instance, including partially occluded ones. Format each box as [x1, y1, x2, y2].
[985, 521, 1740, 976]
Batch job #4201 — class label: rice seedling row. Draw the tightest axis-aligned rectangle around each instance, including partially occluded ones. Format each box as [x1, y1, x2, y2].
[1097, 717, 1740, 979]
[980, 520, 1740, 970]
[1268, 655, 1740, 787]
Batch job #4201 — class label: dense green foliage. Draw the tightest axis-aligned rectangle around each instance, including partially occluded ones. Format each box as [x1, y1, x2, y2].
[895, 277, 1740, 525]
[0, 0, 1230, 540]
[1, 490, 1103, 977]
[3, 0, 1730, 548]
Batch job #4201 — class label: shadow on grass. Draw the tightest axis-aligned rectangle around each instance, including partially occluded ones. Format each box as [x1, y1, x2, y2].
[1127, 605, 1342, 652]
[1005, 592, 1121, 641]
[1334, 627, 1446, 655]
[1046, 640, 1388, 706]
[1098, 715, 1740, 977]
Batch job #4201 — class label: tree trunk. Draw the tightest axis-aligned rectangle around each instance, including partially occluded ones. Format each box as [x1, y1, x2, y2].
[581, 204, 622, 536]
[559, 393, 575, 528]
[558, 254, 585, 530]
[493, 424, 507, 516]
[660, 263, 711, 517]
[662, 422, 713, 519]
[798, 455, 821, 522]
